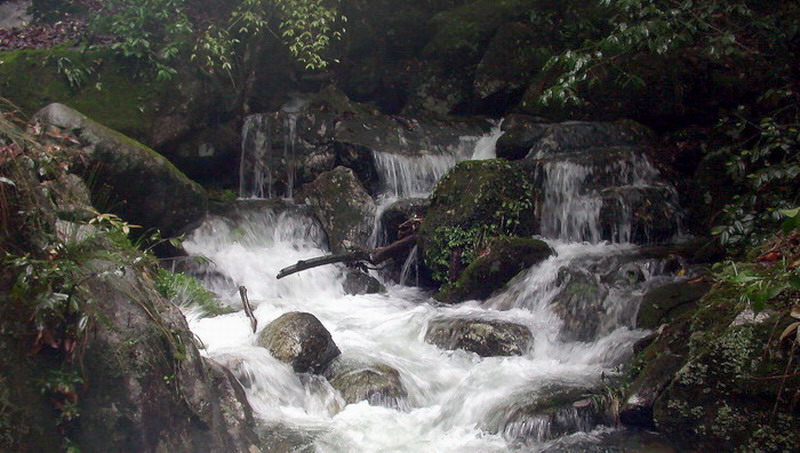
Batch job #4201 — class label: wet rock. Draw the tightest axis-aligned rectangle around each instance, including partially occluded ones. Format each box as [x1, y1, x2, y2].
[324, 357, 407, 408]
[637, 280, 711, 330]
[76, 255, 259, 453]
[419, 159, 538, 284]
[597, 185, 682, 244]
[620, 352, 684, 428]
[474, 23, 548, 102]
[488, 386, 600, 444]
[32, 103, 208, 237]
[524, 121, 654, 158]
[425, 317, 533, 357]
[342, 270, 385, 296]
[258, 312, 341, 374]
[378, 198, 429, 245]
[549, 268, 608, 342]
[298, 166, 376, 253]
[495, 115, 549, 160]
[435, 236, 552, 304]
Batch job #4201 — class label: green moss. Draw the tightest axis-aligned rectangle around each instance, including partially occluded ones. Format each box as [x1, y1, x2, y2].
[0, 47, 169, 139]
[154, 268, 234, 317]
[420, 159, 536, 283]
[435, 236, 552, 303]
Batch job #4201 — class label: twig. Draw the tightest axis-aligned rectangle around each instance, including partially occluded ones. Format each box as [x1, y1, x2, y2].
[238, 286, 257, 334]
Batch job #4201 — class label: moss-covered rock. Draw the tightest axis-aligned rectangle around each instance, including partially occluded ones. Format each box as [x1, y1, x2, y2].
[33, 103, 208, 237]
[425, 317, 533, 357]
[420, 159, 537, 284]
[637, 280, 712, 330]
[617, 262, 800, 451]
[435, 236, 552, 303]
[324, 357, 407, 408]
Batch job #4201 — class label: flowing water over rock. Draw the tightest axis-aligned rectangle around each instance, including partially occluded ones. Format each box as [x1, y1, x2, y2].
[184, 119, 687, 451]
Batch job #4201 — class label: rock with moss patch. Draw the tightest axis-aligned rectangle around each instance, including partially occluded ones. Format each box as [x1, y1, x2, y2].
[435, 236, 552, 303]
[637, 280, 711, 330]
[324, 357, 407, 408]
[425, 317, 533, 357]
[298, 166, 376, 253]
[32, 103, 208, 237]
[420, 159, 537, 284]
[258, 312, 341, 374]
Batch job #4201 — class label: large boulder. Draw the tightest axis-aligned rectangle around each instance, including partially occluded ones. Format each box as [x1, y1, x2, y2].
[76, 254, 259, 452]
[435, 236, 553, 304]
[419, 159, 537, 284]
[324, 357, 407, 408]
[425, 318, 533, 357]
[298, 166, 376, 253]
[32, 103, 208, 237]
[257, 312, 341, 374]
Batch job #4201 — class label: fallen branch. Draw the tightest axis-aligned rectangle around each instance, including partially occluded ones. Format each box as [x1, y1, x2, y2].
[238, 286, 257, 333]
[276, 234, 418, 279]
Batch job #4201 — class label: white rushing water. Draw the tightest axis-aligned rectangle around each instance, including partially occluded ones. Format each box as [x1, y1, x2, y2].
[185, 121, 681, 451]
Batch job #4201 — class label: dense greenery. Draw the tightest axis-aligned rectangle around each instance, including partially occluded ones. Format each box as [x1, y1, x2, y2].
[85, 0, 345, 82]
[537, 0, 800, 251]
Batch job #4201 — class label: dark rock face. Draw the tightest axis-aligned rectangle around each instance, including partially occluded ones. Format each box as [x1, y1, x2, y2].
[298, 166, 376, 253]
[32, 103, 208, 237]
[425, 318, 533, 357]
[342, 270, 385, 296]
[258, 312, 341, 374]
[76, 257, 258, 453]
[435, 236, 553, 304]
[637, 280, 711, 330]
[324, 358, 407, 408]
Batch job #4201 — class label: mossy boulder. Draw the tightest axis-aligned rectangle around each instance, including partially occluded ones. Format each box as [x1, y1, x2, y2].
[420, 159, 537, 284]
[435, 236, 552, 304]
[33, 103, 208, 237]
[258, 312, 341, 375]
[637, 280, 712, 330]
[425, 317, 533, 357]
[298, 166, 376, 253]
[324, 357, 407, 408]
[618, 265, 800, 451]
[77, 250, 259, 452]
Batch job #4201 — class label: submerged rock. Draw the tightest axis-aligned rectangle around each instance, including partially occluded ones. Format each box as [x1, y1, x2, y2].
[549, 268, 609, 342]
[258, 312, 341, 374]
[435, 236, 552, 304]
[425, 318, 533, 357]
[32, 103, 208, 237]
[324, 357, 407, 408]
[299, 166, 376, 253]
[486, 386, 600, 444]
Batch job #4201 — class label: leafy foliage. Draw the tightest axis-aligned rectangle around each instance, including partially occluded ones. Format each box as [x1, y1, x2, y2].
[90, 0, 346, 81]
[154, 267, 234, 317]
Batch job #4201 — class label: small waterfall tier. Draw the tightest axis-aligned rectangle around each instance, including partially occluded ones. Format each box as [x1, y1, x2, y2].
[521, 121, 682, 244]
[239, 100, 495, 200]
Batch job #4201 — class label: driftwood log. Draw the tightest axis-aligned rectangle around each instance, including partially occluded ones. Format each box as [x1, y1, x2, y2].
[276, 234, 418, 279]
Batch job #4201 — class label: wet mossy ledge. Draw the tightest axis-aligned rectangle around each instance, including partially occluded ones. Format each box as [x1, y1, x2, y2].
[435, 236, 552, 304]
[616, 258, 800, 452]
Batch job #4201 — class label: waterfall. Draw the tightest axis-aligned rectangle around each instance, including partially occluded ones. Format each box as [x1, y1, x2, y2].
[239, 112, 301, 199]
[185, 118, 687, 451]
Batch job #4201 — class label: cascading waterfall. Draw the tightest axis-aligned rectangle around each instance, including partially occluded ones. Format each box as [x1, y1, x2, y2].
[239, 111, 300, 199]
[183, 119, 686, 452]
